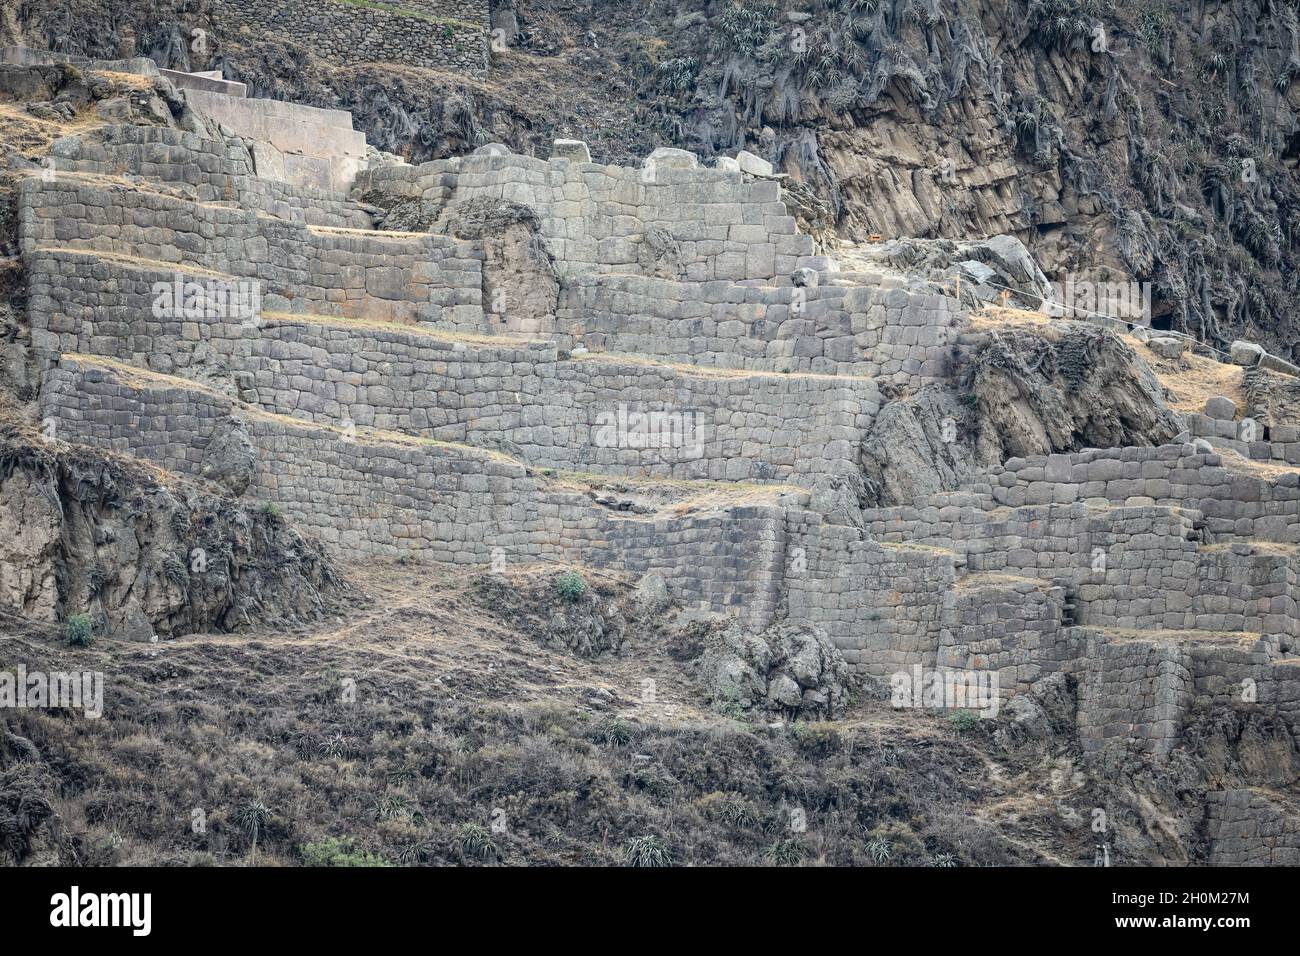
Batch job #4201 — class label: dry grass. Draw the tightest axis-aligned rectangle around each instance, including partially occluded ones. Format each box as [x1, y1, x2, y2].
[88, 69, 154, 90]
[261, 311, 534, 347]
[33, 245, 239, 280]
[0, 101, 106, 156]
[967, 305, 1059, 330]
[1124, 334, 1245, 414]
[1097, 627, 1262, 646]
[955, 572, 1045, 591]
[569, 351, 875, 383]
[967, 306, 1246, 416]
[0, 560, 1075, 867]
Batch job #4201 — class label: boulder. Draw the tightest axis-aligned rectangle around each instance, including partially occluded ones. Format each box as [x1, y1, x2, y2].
[634, 571, 670, 614]
[1203, 396, 1237, 421]
[1148, 336, 1186, 359]
[645, 146, 698, 170]
[1230, 340, 1265, 367]
[696, 621, 857, 718]
[791, 266, 819, 288]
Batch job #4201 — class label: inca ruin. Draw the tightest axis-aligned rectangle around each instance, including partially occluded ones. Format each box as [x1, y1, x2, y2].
[0, 1, 1298, 892]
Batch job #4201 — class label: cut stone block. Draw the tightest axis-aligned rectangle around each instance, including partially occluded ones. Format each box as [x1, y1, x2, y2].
[1230, 340, 1265, 366]
[1148, 336, 1185, 359]
[1204, 396, 1237, 421]
[551, 139, 592, 163]
[736, 150, 774, 177]
[645, 147, 698, 170]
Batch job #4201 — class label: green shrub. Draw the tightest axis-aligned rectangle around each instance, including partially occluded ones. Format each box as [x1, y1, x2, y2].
[65, 613, 93, 647]
[866, 835, 893, 863]
[707, 794, 757, 829]
[595, 716, 634, 747]
[259, 501, 283, 521]
[554, 570, 587, 602]
[301, 837, 392, 867]
[764, 838, 807, 866]
[947, 710, 981, 734]
[792, 721, 842, 754]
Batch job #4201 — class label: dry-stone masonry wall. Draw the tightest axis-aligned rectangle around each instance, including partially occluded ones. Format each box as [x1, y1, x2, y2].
[20, 178, 483, 327]
[23, 104, 1300, 777]
[41, 358, 794, 628]
[557, 275, 959, 384]
[1204, 790, 1300, 865]
[208, 0, 489, 77]
[26, 252, 879, 487]
[1078, 631, 1193, 757]
[49, 125, 374, 228]
[356, 151, 826, 282]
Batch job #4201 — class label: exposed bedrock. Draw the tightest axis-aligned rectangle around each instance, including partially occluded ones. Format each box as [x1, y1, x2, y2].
[862, 322, 1182, 506]
[0, 423, 341, 642]
[438, 196, 560, 338]
[966, 322, 1182, 464]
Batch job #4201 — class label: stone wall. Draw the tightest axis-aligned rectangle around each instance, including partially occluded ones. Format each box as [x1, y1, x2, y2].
[938, 578, 1082, 696]
[39, 358, 794, 627]
[784, 513, 957, 674]
[1204, 790, 1300, 865]
[1077, 631, 1193, 756]
[557, 275, 959, 384]
[356, 150, 824, 283]
[26, 251, 879, 486]
[988, 445, 1300, 543]
[19, 179, 483, 327]
[49, 125, 373, 228]
[180, 89, 367, 193]
[208, 0, 489, 77]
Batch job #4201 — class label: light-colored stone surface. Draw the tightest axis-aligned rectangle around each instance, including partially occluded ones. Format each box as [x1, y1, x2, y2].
[22, 105, 1300, 774]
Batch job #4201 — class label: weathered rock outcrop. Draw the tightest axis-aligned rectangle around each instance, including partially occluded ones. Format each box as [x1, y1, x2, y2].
[439, 197, 559, 336]
[471, 570, 627, 659]
[0, 422, 340, 641]
[967, 322, 1182, 463]
[696, 620, 857, 719]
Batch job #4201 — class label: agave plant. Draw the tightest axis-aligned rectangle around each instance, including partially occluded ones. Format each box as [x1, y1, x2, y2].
[233, 799, 273, 863]
[624, 834, 672, 867]
[866, 835, 894, 863]
[459, 823, 498, 862]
